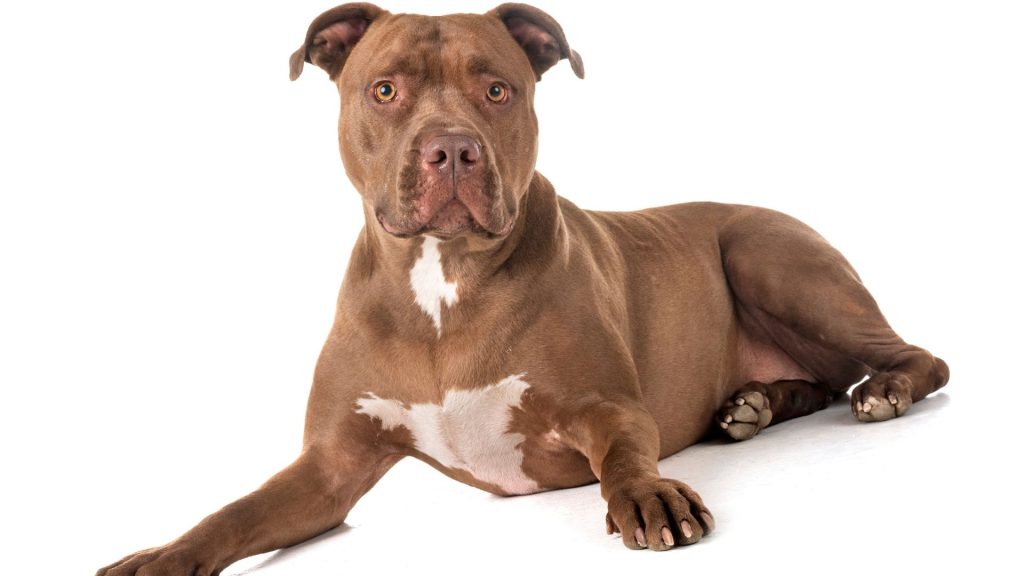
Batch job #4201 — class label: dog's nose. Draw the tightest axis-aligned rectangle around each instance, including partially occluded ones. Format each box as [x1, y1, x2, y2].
[421, 134, 481, 177]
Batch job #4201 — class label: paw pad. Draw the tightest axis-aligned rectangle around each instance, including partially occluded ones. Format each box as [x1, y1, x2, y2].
[718, 390, 772, 441]
[851, 372, 913, 422]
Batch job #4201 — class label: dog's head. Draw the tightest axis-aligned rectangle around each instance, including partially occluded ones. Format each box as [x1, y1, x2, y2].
[290, 3, 583, 240]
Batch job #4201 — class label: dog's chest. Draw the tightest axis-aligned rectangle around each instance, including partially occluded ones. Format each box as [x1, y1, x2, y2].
[355, 373, 540, 495]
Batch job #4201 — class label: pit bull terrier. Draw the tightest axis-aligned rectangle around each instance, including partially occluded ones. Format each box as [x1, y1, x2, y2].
[98, 3, 950, 574]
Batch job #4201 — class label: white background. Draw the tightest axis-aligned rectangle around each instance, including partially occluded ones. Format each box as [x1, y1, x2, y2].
[2, 1, 1022, 574]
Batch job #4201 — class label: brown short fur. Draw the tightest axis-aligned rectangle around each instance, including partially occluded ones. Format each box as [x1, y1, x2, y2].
[99, 4, 948, 574]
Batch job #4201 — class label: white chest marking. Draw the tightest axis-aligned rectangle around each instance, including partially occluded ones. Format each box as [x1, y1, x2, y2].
[409, 236, 458, 335]
[355, 373, 539, 494]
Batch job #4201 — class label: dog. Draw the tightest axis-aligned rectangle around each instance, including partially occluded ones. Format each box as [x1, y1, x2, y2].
[98, 3, 949, 574]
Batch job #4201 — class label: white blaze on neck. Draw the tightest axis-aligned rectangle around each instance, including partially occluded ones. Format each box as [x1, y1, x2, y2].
[410, 236, 458, 335]
[354, 373, 540, 495]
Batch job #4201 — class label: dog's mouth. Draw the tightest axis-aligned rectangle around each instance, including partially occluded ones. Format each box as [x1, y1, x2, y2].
[376, 164, 514, 240]
[376, 201, 513, 240]
[371, 134, 517, 240]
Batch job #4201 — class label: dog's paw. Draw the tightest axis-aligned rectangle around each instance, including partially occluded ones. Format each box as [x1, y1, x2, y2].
[605, 477, 714, 551]
[96, 543, 214, 576]
[851, 372, 913, 422]
[718, 388, 772, 441]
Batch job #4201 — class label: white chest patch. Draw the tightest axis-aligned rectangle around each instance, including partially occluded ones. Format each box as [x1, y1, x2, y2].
[409, 236, 458, 335]
[354, 373, 539, 495]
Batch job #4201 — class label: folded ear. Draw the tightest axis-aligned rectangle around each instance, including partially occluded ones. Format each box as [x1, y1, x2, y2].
[488, 3, 584, 81]
[289, 3, 387, 81]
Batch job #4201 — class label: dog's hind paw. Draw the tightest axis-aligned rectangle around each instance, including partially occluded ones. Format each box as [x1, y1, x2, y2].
[851, 372, 913, 422]
[718, 387, 772, 441]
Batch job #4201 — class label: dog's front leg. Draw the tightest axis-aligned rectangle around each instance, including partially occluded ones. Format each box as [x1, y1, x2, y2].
[97, 443, 400, 576]
[565, 401, 715, 551]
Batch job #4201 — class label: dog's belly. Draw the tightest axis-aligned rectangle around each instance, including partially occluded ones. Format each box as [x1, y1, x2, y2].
[355, 373, 546, 495]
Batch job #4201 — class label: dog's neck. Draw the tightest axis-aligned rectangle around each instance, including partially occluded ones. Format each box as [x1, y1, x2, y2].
[345, 172, 565, 335]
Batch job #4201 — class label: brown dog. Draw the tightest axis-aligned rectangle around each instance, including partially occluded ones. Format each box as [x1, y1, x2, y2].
[98, 3, 949, 574]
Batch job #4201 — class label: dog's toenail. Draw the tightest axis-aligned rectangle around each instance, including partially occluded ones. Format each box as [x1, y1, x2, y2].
[661, 526, 674, 546]
[635, 527, 647, 547]
[701, 512, 715, 532]
[680, 520, 693, 539]
[736, 397, 745, 406]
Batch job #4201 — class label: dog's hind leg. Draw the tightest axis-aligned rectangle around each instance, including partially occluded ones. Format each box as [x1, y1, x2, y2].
[717, 206, 949, 426]
[718, 379, 836, 441]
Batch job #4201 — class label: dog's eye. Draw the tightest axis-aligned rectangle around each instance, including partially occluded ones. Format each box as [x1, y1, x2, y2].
[486, 83, 508, 103]
[374, 81, 397, 103]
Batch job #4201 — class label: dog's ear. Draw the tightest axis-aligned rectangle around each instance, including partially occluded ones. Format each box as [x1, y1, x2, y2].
[488, 3, 584, 81]
[289, 3, 388, 81]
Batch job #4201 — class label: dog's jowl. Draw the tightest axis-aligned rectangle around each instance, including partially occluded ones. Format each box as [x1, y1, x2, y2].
[99, 3, 949, 574]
